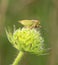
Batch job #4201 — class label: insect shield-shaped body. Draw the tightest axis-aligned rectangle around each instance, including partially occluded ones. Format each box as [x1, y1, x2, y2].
[18, 20, 41, 29]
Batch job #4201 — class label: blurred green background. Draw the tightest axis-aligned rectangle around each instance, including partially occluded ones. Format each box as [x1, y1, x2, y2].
[0, 0, 58, 65]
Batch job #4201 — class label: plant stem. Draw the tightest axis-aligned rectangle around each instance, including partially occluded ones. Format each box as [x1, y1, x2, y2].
[12, 51, 24, 65]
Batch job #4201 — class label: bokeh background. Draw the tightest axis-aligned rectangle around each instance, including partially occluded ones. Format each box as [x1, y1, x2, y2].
[0, 0, 58, 65]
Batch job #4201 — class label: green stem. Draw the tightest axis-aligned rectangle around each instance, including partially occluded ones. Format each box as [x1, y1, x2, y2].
[12, 51, 24, 65]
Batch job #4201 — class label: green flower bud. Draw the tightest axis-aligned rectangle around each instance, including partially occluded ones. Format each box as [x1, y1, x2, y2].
[6, 28, 45, 55]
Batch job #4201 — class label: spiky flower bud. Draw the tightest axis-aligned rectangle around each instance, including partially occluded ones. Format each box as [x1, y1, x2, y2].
[6, 28, 45, 55]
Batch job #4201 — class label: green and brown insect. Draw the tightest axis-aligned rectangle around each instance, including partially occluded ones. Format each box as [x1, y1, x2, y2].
[18, 20, 41, 29]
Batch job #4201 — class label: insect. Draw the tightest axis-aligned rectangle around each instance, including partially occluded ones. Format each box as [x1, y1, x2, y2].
[18, 20, 41, 29]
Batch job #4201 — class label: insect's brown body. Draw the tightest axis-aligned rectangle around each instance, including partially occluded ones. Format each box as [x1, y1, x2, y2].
[18, 20, 41, 29]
